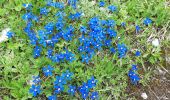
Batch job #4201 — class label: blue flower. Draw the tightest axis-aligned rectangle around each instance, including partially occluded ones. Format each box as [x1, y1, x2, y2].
[87, 76, 98, 89]
[32, 76, 41, 84]
[68, 0, 77, 9]
[143, 18, 152, 25]
[44, 22, 54, 34]
[128, 65, 140, 85]
[55, 2, 64, 9]
[83, 43, 91, 52]
[90, 91, 99, 100]
[108, 5, 117, 12]
[32, 15, 39, 22]
[40, 7, 49, 15]
[62, 27, 74, 41]
[94, 42, 102, 50]
[135, 51, 141, 56]
[78, 46, 84, 52]
[68, 85, 76, 96]
[117, 44, 128, 58]
[56, 21, 64, 30]
[110, 47, 116, 53]
[135, 25, 140, 32]
[55, 11, 66, 18]
[54, 85, 64, 94]
[67, 25, 75, 32]
[22, 12, 32, 21]
[121, 22, 126, 27]
[87, 38, 95, 45]
[78, 77, 98, 99]
[28, 32, 38, 45]
[52, 33, 60, 43]
[105, 39, 112, 47]
[46, 40, 55, 47]
[88, 17, 100, 28]
[46, 0, 56, 7]
[33, 46, 42, 58]
[38, 30, 47, 47]
[38, 39, 47, 47]
[78, 84, 89, 99]
[69, 12, 81, 20]
[99, 1, 105, 7]
[81, 91, 89, 99]
[47, 49, 53, 59]
[48, 95, 57, 100]
[130, 74, 140, 84]
[65, 51, 75, 62]
[107, 20, 116, 27]
[26, 21, 33, 28]
[62, 70, 74, 81]
[79, 35, 86, 44]
[81, 54, 91, 64]
[107, 28, 117, 38]
[38, 30, 47, 39]
[54, 76, 66, 85]
[131, 65, 138, 71]
[57, 53, 65, 62]
[51, 54, 60, 63]
[128, 70, 140, 85]
[42, 65, 54, 77]
[6, 31, 14, 38]
[128, 70, 135, 77]
[62, 32, 73, 41]
[80, 26, 87, 33]
[23, 4, 32, 10]
[78, 83, 89, 93]
[29, 85, 41, 97]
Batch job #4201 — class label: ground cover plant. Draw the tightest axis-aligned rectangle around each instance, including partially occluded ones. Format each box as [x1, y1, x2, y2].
[0, 0, 170, 100]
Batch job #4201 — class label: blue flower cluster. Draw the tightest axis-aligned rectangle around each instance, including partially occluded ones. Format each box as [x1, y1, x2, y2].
[22, 0, 155, 99]
[117, 44, 128, 58]
[51, 50, 75, 63]
[22, 2, 76, 62]
[48, 70, 98, 99]
[78, 17, 128, 64]
[78, 76, 98, 99]
[53, 70, 73, 94]
[29, 76, 42, 97]
[128, 65, 140, 84]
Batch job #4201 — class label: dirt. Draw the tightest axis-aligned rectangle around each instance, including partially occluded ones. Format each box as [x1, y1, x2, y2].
[127, 47, 170, 100]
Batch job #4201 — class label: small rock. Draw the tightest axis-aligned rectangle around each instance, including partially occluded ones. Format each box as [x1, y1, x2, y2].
[152, 38, 159, 47]
[99, 7, 107, 12]
[0, 28, 11, 43]
[141, 92, 148, 99]
[28, 80, 35, 85]
[91, 1, 96, 6]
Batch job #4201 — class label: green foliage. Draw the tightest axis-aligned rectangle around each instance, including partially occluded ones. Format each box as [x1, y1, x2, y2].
[0, 0, 170, 99]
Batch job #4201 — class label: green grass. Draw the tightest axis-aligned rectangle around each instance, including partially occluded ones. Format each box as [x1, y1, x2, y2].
[0, 0, 170, 99]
